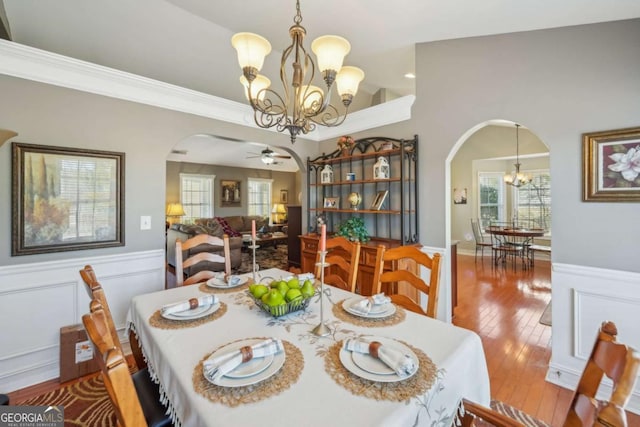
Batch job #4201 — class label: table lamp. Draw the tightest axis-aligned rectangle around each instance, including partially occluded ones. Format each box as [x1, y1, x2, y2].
[0, 128, 18, 147]
[166, 203, 185, 229]
[271, 203, 287, 224]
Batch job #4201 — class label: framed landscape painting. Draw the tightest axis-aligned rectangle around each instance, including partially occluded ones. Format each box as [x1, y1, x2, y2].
[12, 143, 125, 256]
[582, 127, 640, 202]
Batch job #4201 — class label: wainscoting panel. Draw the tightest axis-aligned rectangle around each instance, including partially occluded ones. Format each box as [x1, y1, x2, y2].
[0, 249, 165, 392]
[547, 262, 640, 414]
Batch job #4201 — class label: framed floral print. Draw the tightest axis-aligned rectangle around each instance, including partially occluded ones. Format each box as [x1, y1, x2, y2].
[12, 143, 125, 255]
[582, 127, 640, 202]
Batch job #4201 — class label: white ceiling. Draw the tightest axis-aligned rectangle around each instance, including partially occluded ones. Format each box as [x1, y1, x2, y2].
[3, 0, 639, 170]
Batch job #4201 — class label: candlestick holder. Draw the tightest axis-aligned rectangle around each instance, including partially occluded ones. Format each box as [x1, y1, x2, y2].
[312, 250, 331, 336]
[248, 237, 260, 283]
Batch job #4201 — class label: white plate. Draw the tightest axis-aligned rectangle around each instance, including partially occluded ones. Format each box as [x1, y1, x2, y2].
[205, 339, 285, 387]
[342, 297, 397, 319]
[206, 276, 249, 289]
[339, 337, 419, 382]
[161, 303, 219, 321]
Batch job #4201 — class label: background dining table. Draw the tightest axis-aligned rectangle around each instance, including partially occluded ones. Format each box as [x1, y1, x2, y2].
[128, 268, 490, 426]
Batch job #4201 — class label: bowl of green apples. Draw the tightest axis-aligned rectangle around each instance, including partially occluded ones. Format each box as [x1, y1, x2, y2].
[248, 275, 317, 317]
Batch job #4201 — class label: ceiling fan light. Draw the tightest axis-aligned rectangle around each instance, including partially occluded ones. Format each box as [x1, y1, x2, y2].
[231, 32, 272, 72]
[311, 35, 350, 74]
[262, 155, 275, 165]
[240, 74, 270, 102]
[336, 66, 365, 97]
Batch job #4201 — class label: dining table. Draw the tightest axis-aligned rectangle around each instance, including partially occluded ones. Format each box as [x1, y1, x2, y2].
[128, 268, 490, 427]
[485, 225, 545, 267]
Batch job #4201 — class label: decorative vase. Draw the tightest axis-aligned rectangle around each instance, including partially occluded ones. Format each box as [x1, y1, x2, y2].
[341, 148, 350, 157]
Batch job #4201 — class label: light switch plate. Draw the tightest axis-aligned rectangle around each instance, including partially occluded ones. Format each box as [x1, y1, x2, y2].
[140, 216, 151, 230]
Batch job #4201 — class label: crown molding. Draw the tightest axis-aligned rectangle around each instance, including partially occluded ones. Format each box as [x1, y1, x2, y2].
[0, 40, 413, 142]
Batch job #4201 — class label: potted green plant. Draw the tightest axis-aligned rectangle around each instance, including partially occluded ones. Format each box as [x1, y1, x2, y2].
[336, 217, 370, 243]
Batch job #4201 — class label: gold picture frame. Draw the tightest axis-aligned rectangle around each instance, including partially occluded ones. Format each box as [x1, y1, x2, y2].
[323, 197, 339, 209]
[221, 179, 241, 207]
[12, 142, 125, 255]
[370, 190, 389, 210]
[583, 126, 640, 202]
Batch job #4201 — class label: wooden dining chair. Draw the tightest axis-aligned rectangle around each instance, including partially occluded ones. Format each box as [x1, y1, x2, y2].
[83, 303, 172, 427]
[175, 234, 231, 286]
[371, 245, 442, 318]
[314, 236, 361, 293]
[461, 321, 640, 427]
[79, 265, 146, 370]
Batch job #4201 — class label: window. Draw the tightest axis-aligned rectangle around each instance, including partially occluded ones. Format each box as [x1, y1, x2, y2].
[180, 173, 214, 223]
[478, 172, 506, 228]
[514, 170, 551, 232]
[247, 178, 272, 218]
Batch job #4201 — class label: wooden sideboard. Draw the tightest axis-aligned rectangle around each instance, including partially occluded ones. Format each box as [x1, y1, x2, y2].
[299, 234, 419, 298]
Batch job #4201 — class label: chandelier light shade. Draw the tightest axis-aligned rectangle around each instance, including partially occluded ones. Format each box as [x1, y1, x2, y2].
[231, 0, 364, 143]
[504, 124, 532, 188]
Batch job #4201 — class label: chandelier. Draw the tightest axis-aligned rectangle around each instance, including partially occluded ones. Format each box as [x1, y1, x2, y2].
[231, 0, 364, 144]
[504, 124, 531, 188]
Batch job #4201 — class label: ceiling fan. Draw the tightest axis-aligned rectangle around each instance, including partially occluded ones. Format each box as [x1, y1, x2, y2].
[246, 147, 292, 165]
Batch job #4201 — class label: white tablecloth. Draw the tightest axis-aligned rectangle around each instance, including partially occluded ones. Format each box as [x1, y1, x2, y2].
[128, 268, 490, 427]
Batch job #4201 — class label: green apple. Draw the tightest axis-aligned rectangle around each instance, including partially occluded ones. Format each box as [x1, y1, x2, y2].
[275, 281, 289, 296]
[251, 284, 269, 299]
[287, 277, 301, 289]
[261, 289, 285, 307]
[301, 280, 315, 298]
[285, 288, 303, 303]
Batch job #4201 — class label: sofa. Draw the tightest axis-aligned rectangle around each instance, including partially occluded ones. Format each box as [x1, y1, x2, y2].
[166, 216, 269, 274]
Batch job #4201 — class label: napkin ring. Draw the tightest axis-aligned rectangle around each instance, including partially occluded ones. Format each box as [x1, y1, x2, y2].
[369, 341, 382, 359]
[189, 298, 199, 309]
[240, 346, 253, 363]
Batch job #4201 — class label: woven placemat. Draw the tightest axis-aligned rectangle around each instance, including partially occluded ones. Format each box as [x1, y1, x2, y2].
[198, 279, 252, 294]
[324, 339, 436, 402]
[148, 302, 227, 330]
[193, 339, 303, 407]
[332, 299, 406, 327]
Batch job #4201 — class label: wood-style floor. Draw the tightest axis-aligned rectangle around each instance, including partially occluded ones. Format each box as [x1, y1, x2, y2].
[8, 254, 640, 426]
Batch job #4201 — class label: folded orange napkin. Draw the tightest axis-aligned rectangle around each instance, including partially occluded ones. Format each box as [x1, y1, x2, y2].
[342, 338, 416, 378]
[161, 295, 218, 316]
[203, 338, 284, 384]
[349, 293, 391, 315]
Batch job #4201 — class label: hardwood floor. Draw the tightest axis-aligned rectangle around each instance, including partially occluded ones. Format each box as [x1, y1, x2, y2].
[454, 253, 639, 426]
[8, 254, 640, 426]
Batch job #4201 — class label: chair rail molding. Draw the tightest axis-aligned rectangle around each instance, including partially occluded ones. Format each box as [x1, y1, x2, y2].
[547, 262, 640, 414]
[0, 39, 414, 142]
[0, 249, 165, 392]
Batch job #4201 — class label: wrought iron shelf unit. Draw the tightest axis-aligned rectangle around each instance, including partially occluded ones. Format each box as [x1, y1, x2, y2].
[306, 135, 419, 244]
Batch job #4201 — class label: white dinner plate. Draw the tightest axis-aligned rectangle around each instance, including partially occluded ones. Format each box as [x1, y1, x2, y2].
[204, 338, 285, 387]
[161, 303, 219, 321]
[342, 297, 397, 319]
[206, 276, 249, 289]
[339, 337, 419, 382]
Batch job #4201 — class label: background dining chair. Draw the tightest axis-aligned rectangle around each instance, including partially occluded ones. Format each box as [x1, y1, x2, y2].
[470, 218, 492, 263]
[460, 321, 640, 427]
[371, 245, 442, 318]
[80, 265, 146, 370]
[83, 305, 172, 427]
[175, 234, 231, 286]
[314, 236, 361, 293]
[488, 222, 527, 269]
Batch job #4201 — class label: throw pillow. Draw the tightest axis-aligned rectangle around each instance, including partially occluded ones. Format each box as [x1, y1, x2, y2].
[204, 220, 224, 237]
[214, 217, 241, 237]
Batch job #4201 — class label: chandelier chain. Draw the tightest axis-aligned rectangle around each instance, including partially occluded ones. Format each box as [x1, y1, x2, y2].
[294, 0, 302, 25]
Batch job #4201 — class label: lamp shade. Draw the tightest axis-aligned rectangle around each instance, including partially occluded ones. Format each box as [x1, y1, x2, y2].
[336, 66, 365, 97]
[166, 203, 185, 216]
[311, 35, 350, 73]
[272, 203, 287, 214]
[232, 32, 272, 71]
[0, 129, 18, 147]
[240, 74, 271, 102]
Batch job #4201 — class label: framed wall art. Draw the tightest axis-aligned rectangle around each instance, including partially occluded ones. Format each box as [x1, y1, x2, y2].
[12, 143, 125, 256]
[323, 197, 339, 209]
[221, 179, 241, 207]
[583, 126, 640, 202]
[280, 189, 288, 204]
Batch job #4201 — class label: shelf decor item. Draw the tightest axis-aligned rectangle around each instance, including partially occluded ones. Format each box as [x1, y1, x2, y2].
[336, 217, 370, 243]
[320, 164, 334, 184]
[347, 192, 362, 210]
[371, 190, 389, 210]
[373, 156, 390, 180]
[337, 135, 355, 157]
